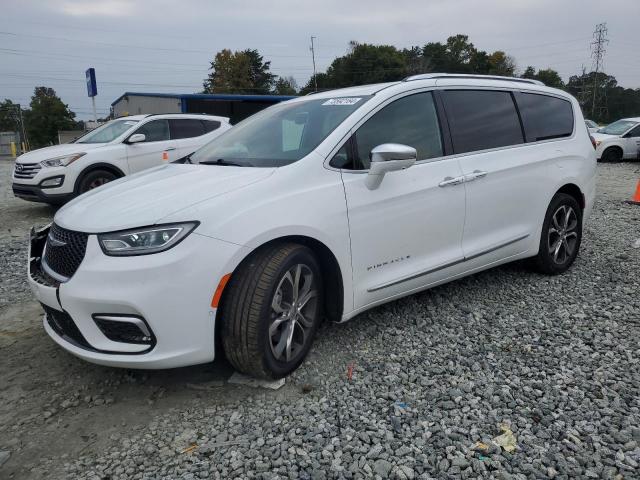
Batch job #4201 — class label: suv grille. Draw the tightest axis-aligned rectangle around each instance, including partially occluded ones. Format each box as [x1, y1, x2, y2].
[14, 163, 42, 179]
[43, 223, 88, 280]
[43, 304, 92, 350]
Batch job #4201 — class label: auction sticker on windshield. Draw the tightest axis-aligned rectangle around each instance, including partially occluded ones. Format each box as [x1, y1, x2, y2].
[322, 97, 362, 106]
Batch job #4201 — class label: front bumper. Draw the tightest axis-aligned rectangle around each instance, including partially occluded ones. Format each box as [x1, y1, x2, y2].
[13, 165, 73, 204]
[28, 224, 248, 369]
[13, 182, 74, 204]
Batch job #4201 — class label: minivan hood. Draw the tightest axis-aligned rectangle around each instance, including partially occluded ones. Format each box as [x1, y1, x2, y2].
[16, 143, 106, 164]
[55, 164, 275, 233]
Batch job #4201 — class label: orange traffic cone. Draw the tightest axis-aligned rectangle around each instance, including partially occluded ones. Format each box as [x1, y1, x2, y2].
[626, 179, 640, 205]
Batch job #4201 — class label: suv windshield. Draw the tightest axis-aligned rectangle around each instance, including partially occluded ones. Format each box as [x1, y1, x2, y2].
[191, 96, 371, 167]
[75, 119, 140, 144]
[599, 120, 638, 136]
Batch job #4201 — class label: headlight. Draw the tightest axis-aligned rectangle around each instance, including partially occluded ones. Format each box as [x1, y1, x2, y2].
[40, 153, 86, 168]
[98, 222, 199, 256]
[595, 140, 602, 147]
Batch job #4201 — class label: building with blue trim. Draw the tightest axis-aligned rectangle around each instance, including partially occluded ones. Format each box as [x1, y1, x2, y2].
[111, 92, 296, 124]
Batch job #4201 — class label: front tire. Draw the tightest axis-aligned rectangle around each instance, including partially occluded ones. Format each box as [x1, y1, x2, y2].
[77, 169, 117, 195]
[601, 147, 622, 163]
[221, 243, 323, 379]
[531, 193, 582, 275]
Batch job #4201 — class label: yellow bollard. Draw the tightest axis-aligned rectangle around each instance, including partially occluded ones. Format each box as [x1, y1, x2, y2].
[10, 142, 17, 158]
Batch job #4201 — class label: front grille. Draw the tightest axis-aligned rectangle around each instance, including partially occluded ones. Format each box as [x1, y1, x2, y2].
[43, 223, 88, 280]
[14, 163, 42, 179]
[94, 317, 153, 345]
[43, 304, 92, 350]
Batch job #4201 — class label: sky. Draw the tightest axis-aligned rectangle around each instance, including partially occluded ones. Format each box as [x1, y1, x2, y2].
[1, 0, 638, 120]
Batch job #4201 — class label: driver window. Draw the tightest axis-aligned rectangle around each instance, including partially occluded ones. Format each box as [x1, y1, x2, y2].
[352, 92, 443, 170]
[134, 120, 170, 142]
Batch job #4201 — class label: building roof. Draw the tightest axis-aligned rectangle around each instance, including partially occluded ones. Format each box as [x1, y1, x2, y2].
[111, 92, 297, 107]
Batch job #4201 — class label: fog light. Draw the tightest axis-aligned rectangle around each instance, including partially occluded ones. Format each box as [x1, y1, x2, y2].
[40, 176, 64, 188]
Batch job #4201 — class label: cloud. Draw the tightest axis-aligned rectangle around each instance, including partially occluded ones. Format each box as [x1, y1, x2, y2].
[61, 0, 136, 17]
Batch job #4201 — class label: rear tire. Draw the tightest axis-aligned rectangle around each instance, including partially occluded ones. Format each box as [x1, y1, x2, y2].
[221, 243, 323, 379]
[601, 147, 622, 163]
[77, 169, 117, 194]
[531, 193, 582, 275]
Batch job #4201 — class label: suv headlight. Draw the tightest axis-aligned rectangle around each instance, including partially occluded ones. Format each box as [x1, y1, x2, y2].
[40, 153, 86, 168]
[98, 222, 199, 256]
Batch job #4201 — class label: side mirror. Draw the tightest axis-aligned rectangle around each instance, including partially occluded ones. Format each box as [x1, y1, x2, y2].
[127, 133, 146, 144]
[365, 143, 417, 190]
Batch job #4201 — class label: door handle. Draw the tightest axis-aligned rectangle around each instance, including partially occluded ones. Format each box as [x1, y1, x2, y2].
[165, 147, 176, 151]
[438, 176, 465, 187]
[464, 170, 488, 182]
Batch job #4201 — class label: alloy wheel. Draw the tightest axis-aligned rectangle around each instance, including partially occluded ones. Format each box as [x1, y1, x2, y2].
[88, 177, 109, 189]
[269, 264, 318, 363]
[547, 205, 578, 265]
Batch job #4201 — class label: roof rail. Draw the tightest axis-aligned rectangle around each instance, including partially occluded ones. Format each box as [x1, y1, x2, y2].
[403, 73, 544, 86]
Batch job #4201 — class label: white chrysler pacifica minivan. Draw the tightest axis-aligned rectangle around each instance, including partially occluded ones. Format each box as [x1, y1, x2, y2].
[28, 74, 596, 378]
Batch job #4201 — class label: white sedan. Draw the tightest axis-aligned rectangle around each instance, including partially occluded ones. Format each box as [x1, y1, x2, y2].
[592, 117, 640, 162]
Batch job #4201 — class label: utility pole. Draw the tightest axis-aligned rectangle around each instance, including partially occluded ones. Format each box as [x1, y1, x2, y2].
[17, 104, 28, 152]
[310, 36, 318, 92]
[590, 23, 608, 118]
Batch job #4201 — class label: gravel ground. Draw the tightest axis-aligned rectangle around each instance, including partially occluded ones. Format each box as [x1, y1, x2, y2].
[1, 158, 639, 480]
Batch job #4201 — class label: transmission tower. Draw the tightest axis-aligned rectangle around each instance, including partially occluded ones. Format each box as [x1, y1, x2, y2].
[590, 23, 609, 119]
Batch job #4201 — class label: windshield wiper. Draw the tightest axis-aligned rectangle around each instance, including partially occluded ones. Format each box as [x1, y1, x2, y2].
[199, 158, 249, 167]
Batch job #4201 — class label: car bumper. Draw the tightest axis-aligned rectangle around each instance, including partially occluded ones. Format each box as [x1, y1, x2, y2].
[13, 182, 74, 204]
[28, 224, 249, 369]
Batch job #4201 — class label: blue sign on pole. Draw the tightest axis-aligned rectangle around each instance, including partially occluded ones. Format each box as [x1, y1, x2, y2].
[86, 68, 97, 97]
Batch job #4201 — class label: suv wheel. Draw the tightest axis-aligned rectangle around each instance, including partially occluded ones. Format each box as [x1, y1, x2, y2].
[601, 147, 622, 163]
[221, 243, 323, 379]
[78, 170, 117, 194]
[531, 193, 582, 275]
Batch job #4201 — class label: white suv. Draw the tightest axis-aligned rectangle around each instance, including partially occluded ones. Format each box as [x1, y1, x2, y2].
[12, 113, 231, 204]
[28, 74, 595, 378]
[592, 117, 640, 162]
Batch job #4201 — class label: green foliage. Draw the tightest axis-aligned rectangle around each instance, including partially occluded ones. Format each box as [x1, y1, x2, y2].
[522, 66, 565, 89]
[301, 43, 408, 94]
[0, 99, 21, 132]
[273, 76, 298, 95]
[203, 49, 275, 95]
[24, 87, 76, 148]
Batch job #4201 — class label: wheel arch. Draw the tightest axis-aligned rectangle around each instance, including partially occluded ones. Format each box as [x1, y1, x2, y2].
[216, 235, 345, 329]
[74, 163, 126, 194]
[555, 183, 585, 210]
[601, 144, 623, 160]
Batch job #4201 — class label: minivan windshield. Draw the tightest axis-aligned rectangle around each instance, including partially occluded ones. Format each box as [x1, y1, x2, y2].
[599, 120, 638, 136]
[190, 96, 371, 167]
[74, 119, 140, 144]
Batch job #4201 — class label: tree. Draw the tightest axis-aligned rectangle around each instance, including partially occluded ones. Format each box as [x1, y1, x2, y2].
[0, 99, 21, 131]
[487, 51, 516, 76]
[521, 66, 564, 89]
[24, 87, 76, 148]
[203, 49, 275, 94]
[273, 76, 298, 95]
[300, 43, 407, 93]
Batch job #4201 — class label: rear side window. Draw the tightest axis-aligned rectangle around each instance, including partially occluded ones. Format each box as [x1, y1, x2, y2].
[202, 120, 221, 133]
[169, 119, 205, 139]
[134, 120, 169, 142]
[351, 92, 443, 170]
[442, 90, 524, 154]
[517, 93, 574, 141]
